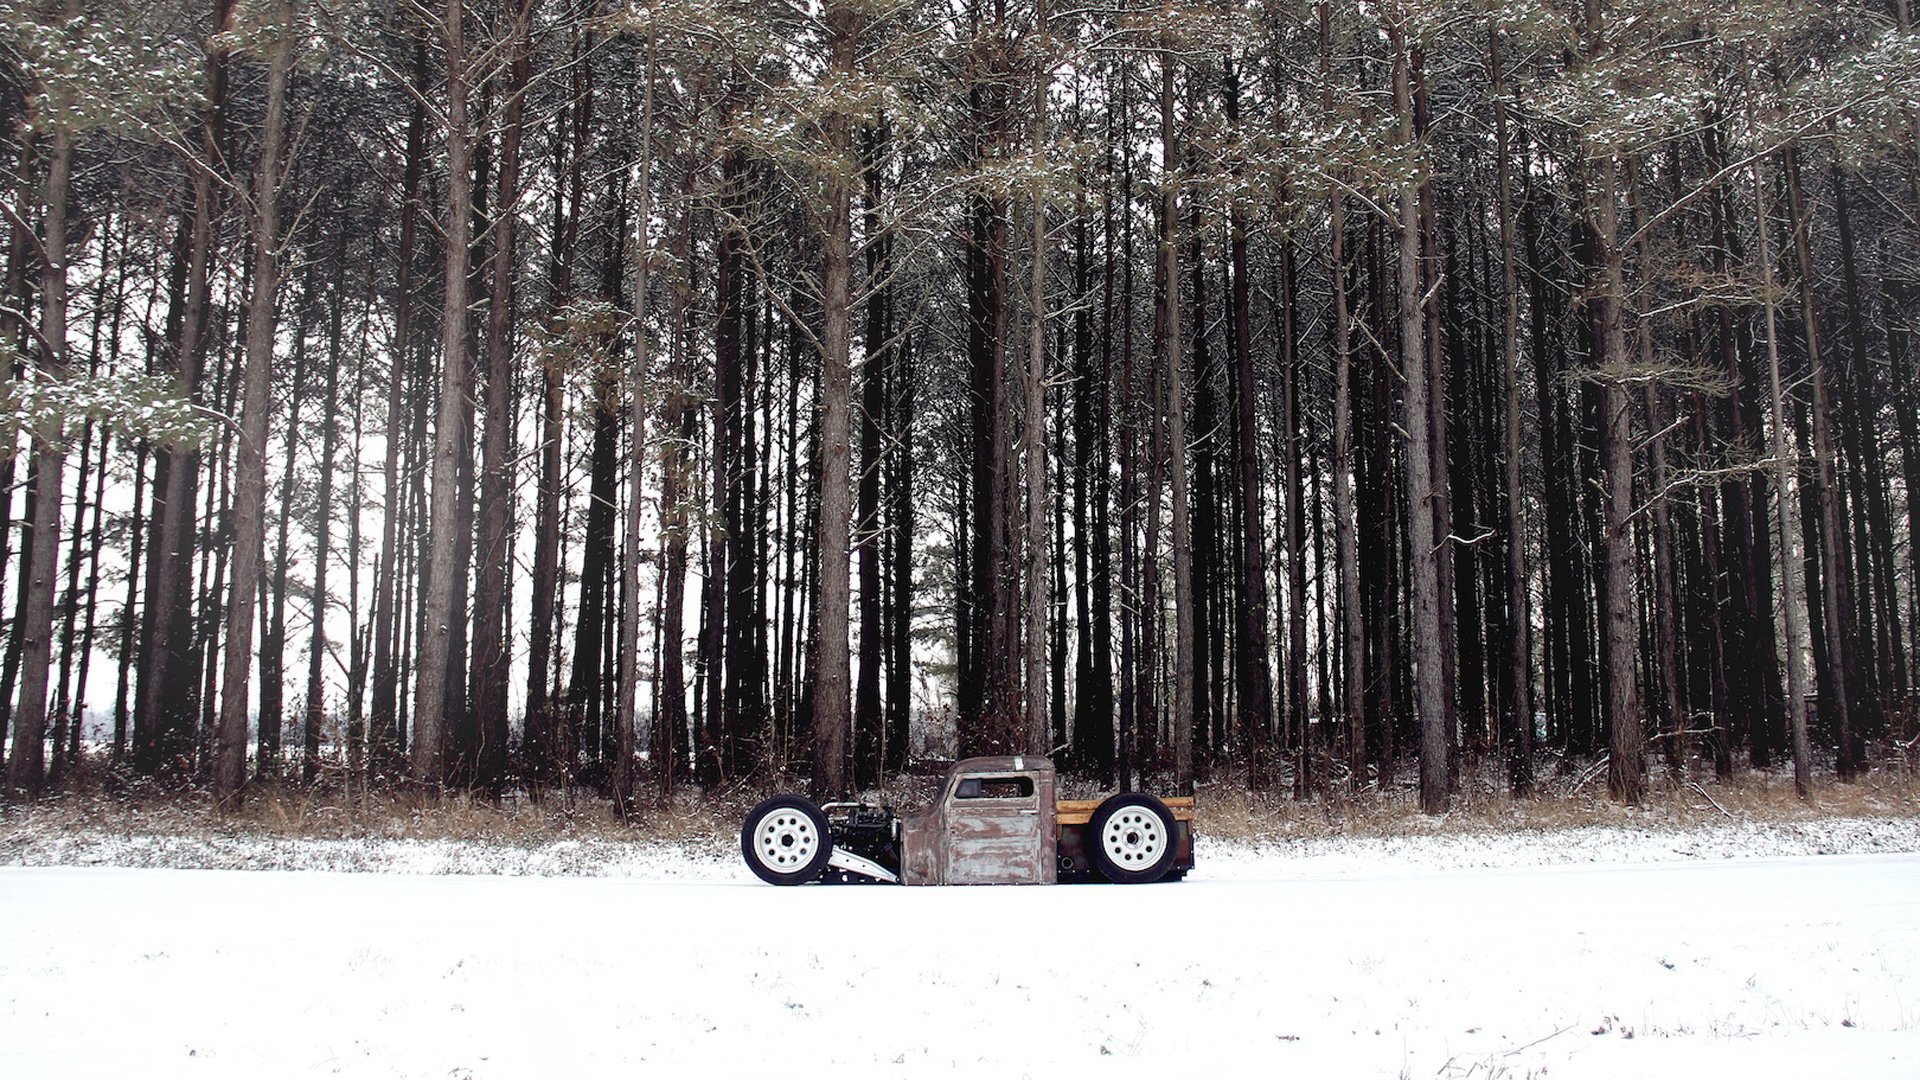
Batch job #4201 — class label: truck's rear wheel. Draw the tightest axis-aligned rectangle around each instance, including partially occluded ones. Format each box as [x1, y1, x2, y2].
[1088, 793, 1177, 884]
[741, 796, 834, 885]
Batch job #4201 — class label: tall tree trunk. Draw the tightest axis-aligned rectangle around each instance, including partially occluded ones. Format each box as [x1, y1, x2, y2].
[67, 219, 129, 767]
[1629, 173, 1682, 780]
[257, 312, 309, 781]
[1280, 233, 1309, 798]
[200, 321, 242, 777]
[1642, 374, 1683, 775]
[1784, 149, 1858, 779]
[1831, 170, 1904, 699]
[68, 425, 110, 772]
[1116, 69, 1141, 792]
[856, 128, 888, 782]
[113, 445, 148, 760]
[968, 5, 1020, 754]
[1367, 214, 1400, 772]
[305, 242, 347, 783]
[1390, 14, 1447, 814]
[139, 0, 236, 780]
[1189, 216, 1219, 770]
[1160, 43, 1197, 794]
[702, 146, 743, 785]
[346, 282, 368, 792]
[614, 37, 653, 813]
[960, 157, 990, 738]
[369, 41, 428, 779]
[471, 0, 537, 796]
[1751, 139, 1814, 797]
[0, 169, 32, 778]
[570, 370, 618, 774]
[1594, 190, 1644, 806]
[1885, 255, 1920, 698]
[50, 231, 117, 779]
[213, 1, 292, 804]
[809, 0, 861, 800]
[1315, 16, 1363, 791]
[525, 32, 588, 786]
[412, 0, 475, 787]
[1070, 155, 1096, 771]
[1024, 22, 1051, 757]
[1491, 26, 1533, 794]
[1414, 52, 1460, 786]
[1705, 127, 1784, 769]
[1526, 154, 1571, 757]
[1574, 0, 1645, 806]
[886, 333, 914, 773]
[5, 89, 73, 799]
[51, 394, 95, 781]
[1078, 93, 1117, 784]
[735, 282, 768, 770]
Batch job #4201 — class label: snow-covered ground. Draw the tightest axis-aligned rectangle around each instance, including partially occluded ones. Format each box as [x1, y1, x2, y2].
[3, 819, 1917, 1078]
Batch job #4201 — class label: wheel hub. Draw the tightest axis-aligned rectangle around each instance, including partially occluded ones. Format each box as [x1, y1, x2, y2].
[1103, 809, 1162, 865]
[754, 810, 817, 871]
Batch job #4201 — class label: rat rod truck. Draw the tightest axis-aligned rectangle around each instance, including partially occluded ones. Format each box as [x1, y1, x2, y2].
[739, 755, 1194, 886]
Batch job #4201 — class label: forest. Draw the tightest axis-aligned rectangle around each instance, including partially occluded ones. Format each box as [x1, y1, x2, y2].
[0, 0, 1916, 815]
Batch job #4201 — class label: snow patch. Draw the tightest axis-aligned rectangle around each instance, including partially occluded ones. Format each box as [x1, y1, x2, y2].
[8, 811, 1919, 880]
[3, 815, 1918, 1077]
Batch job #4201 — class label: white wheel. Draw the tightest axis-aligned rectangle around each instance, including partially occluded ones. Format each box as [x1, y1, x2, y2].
[1088, 793, 1178, 883]
[754, 809, 819, 871]
[740, 796, 833, 884]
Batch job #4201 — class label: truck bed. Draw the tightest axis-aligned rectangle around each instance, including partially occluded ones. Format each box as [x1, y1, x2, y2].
[1055, 796, 1195, 827]
[1054, 796, 1196, 880]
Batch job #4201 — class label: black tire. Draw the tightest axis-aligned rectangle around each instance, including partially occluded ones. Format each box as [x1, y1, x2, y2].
[741, 795, 834, 885]
[1087, 793, 1178, 884]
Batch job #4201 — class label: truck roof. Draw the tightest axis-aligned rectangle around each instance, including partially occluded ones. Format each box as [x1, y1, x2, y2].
[950, 755, 1055, 774]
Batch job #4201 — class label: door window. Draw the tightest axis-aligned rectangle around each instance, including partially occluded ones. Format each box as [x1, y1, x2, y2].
[954, 775, 1035, 800]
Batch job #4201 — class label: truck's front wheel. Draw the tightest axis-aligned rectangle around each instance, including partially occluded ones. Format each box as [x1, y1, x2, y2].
[1088, 793, 1178, 884]
[742, 796, 835, 885]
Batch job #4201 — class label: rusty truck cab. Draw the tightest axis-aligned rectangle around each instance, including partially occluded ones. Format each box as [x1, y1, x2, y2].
[900, 756, 1058, 885]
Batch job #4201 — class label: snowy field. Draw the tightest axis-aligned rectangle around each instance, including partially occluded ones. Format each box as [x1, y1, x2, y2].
[3, 818, 1918, 1078]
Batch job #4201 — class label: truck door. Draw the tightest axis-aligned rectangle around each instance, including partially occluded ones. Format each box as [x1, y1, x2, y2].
[945, 771, 1056, 885]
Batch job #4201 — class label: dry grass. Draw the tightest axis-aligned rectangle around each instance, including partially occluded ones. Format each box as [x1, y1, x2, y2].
[1, 776, 731, 849]
[3, 747, 1914, 849]
[0, 752, 970, 848]
[1190, 752, 1920, 843]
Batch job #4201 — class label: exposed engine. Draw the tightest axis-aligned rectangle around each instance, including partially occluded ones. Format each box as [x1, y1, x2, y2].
[821, 803, 901, 883]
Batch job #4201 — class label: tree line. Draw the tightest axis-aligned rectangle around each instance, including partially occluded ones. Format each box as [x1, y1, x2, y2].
[1, 0, 1916, 812]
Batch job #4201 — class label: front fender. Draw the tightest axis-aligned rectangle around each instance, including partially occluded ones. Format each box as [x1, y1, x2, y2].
[900, 802, 943, 885]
